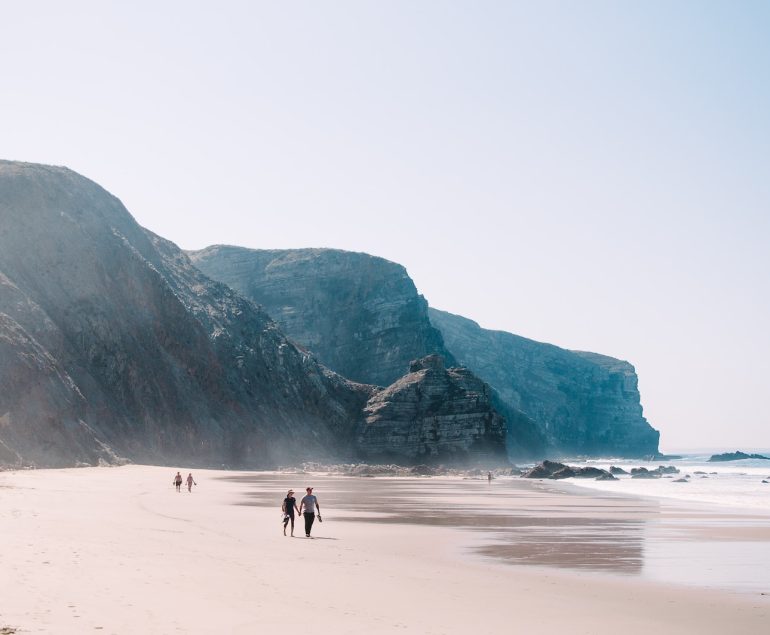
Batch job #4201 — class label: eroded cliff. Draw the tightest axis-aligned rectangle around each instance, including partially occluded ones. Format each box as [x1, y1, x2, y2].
[429, 308, 659, 457]
[188, 246, 455, 387]
[358, 355, 508, 463]
[0, 161, 373, 467]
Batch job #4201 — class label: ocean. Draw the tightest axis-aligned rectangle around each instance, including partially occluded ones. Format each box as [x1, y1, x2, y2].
[560, 451, 770, 513]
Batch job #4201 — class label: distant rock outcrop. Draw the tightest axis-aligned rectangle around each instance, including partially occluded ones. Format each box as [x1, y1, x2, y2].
[521, 460, 614, 480]
[629, 465, 679, 478]
[357, 355, 508, 463]
[188, 246, 455, 387]
[708, 451, 770, 462]
[0, 161, 375, 467]
[428, 308, 659, 458]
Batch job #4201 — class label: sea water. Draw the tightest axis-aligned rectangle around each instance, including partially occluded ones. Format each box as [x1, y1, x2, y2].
[535, 451, 770, 591]
[561, 451, 770, 513]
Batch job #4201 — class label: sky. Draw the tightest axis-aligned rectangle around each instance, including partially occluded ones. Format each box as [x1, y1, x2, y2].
[1, 1, 768, 451]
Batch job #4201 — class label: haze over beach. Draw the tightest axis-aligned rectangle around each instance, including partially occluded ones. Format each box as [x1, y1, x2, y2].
[1, 2, 770, 634]
[2, 1, 768, 450]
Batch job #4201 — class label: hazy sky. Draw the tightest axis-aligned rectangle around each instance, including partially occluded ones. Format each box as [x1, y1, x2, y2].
[2, 1, 768, 450]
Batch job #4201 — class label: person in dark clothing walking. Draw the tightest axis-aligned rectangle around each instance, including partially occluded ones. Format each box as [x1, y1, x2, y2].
[299, 487, 321, 538]
[173, 472, 183, 492]
[282, 489, 300, 537]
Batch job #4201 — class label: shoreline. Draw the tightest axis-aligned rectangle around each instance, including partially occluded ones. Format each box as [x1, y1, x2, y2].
[235, 469, 770, 591]
[1, 465, 768, 634]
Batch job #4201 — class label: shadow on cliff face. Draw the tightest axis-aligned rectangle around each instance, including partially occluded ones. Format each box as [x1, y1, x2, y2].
[226, 473, 650, 575]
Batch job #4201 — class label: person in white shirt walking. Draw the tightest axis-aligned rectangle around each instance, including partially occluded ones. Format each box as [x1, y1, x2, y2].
[298, 487, 321, 537]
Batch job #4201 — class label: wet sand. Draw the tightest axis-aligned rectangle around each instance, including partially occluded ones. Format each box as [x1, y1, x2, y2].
[0, 466, 768, 634]
[233, 471, 770, 590]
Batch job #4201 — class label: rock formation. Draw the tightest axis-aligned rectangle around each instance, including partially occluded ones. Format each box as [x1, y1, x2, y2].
[428, 308, 659, 458]
[0, 161, 511, 468]
[0, 161, 661, 465]
[357, 355, 508, 463]
[521, 460, 614, 480]
[621, 466, 679, 479]
[0, 161, 375, 467]
[188, 246, 455, 387]
[190, 245, 656, 458]
[708, 451, 770, 462]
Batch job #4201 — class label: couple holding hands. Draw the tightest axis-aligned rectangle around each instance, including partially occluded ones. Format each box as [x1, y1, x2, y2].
[282, 486, 321, 537]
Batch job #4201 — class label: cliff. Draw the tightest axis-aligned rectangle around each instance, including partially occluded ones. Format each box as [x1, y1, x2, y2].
[358, 355, 508, 463]
[0, 161, 374, 467]
[428, 308, 659, 457]
[188, 246, 455, 387]
[190, 244, 654, 458]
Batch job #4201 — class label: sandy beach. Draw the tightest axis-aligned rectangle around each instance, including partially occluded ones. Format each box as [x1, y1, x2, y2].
[1, 466, 768, 634]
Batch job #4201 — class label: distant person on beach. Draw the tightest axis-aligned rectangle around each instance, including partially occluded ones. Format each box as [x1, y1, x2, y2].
[282, 489, 300, 537]
[186, 473, 196, 492]
[299, 486, 321, 538]
[488, 471, 492, 484]
[173, 472, 183, 492]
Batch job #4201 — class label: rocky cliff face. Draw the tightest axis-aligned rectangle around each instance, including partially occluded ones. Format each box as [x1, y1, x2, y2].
[358, 355, 508, 463]
[0, 161, 373, 467]
[190, 244, 653, 458]
[429, 308, 659, 457]
[188, 246, 455, 387]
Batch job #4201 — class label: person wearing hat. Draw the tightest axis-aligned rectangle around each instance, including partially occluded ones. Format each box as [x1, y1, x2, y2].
[299, 486, 321, 538]
[282, 489, 300, 536]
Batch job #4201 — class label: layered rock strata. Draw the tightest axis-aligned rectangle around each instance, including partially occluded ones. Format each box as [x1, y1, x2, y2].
[357, 355, 508, 463]
[429, 308, 659, 457]
[188, 246, 455, 387]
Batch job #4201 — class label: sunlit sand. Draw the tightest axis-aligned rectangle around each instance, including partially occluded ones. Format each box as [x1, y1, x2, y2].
[1, 466, 768, 634]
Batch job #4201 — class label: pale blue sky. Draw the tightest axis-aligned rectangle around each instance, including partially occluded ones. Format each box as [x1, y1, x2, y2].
[2, 1, 768, 450]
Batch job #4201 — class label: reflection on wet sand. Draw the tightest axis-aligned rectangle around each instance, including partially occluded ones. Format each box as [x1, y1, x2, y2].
[225, 474, 652, 574]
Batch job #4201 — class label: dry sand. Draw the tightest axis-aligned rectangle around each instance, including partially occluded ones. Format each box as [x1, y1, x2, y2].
[0, 465, 768, 634]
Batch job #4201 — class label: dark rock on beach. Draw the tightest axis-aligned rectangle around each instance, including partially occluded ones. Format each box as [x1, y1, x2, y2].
[630, 468, 659, 479]
[629, 465, 678, 479]
[522, 460, 613, 480]
[610, 466, 628, 475]
[356, 355, 508, 464]
[522, 460, 569, 478]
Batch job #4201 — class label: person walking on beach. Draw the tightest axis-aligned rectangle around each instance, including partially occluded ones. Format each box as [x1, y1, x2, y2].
[282, 489, 300, 537]
[186, 473, 196, 493]
[487, 471, 492, 484]
[173, 472, 183, 492]
[299, 486, 321, 538]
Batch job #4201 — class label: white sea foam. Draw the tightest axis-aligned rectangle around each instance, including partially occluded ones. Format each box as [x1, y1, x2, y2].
[559, 453, 770, 513]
